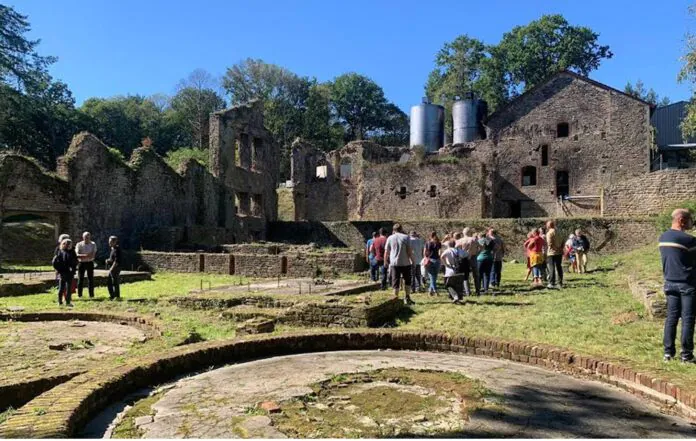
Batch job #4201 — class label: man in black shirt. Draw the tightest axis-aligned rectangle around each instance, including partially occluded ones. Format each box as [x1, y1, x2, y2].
[106, 236, 122, 300]
[659, 208, 696, 362]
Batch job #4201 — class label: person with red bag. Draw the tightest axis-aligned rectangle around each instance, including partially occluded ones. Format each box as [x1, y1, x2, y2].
[52, 238, 78, 307]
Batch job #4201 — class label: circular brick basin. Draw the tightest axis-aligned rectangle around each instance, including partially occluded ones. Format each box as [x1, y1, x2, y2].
[90, 351, 695, 438]
[0, 316, 150, 410]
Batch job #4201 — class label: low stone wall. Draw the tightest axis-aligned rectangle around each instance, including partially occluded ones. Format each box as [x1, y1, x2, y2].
[136, 250, 363, 278]
[0, 271, 151, 298]
[627, 276, 667, 319]
[269, 217, 659, 261]
[3, 330, 695, 438]
[282, 298, 401, 328]
[604, 169, 696, 216]
[0, 312, 162, 411]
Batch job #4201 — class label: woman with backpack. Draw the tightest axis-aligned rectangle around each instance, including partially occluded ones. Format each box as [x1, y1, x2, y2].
[52, 238, 78, 307]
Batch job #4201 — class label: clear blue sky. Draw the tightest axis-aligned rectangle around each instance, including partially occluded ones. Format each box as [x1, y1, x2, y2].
[12, 0, 696, 111]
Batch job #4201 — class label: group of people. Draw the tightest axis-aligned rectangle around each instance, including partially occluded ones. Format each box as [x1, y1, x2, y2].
[366, 224, 506, 305]
[523, 221, 591, 289]
[51, 232, 122, 307]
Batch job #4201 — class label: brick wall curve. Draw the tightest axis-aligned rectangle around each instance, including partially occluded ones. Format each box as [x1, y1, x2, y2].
[1, 330, 694, 438]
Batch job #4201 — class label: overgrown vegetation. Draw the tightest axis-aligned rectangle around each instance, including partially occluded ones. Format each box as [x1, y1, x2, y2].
[164, 147, 209, 171]
[111, 392, 162, 439]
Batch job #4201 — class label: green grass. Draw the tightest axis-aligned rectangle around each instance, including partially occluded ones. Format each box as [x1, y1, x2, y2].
[111, 392, 162, 438]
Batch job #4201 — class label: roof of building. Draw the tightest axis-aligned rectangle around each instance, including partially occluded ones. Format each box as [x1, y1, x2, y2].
[487, 70, 653, 122]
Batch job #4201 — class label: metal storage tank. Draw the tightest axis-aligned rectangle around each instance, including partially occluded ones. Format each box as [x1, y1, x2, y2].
[410, 99, 444, 152]
[452, 95, 479, 144]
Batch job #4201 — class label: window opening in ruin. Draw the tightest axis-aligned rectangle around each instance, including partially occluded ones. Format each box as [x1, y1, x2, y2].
[340, 158, 352, 180]
[234, 139, 241, 167]
[234, 193, 240, 214]
[556, 171, 570, 198]
[427, 185, 437, 197]
[239, 133, 251, 169]
[557, 123, 569, 138]
[252, 137, 263, 171]
[316, 165, 328, 179]
[238, 192, 251, 215]
[541, 145, 549, 166]
[251, 194, 263, 216]
[522, 166, 537, 186]
[398, 186, 407, 199]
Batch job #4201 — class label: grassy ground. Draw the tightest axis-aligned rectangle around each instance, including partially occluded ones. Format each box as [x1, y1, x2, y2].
[3, 248, 696, 399]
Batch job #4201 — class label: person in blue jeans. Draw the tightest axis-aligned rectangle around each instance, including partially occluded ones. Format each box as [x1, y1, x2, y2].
[365, 232, 378, 282]
[425, 232, 442, 295]
[477, 234, 495, 294]
[659, 208, 696, 363]
[370, 228, 389, 290]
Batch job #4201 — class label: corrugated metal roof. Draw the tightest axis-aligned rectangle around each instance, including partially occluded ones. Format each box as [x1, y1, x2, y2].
[651, 101, 696, 148]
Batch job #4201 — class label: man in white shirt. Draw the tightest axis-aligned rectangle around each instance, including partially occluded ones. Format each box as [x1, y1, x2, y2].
[442, 240, 469, 304]
[385, 223, 414, 305]
[75, 231, 97, 298]
[409, 231, 425, 293]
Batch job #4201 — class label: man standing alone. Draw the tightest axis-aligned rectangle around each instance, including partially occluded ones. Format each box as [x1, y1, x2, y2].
[385, 223, 414, 305]
[106, 236, 122, 300]
[545, 220, 564, 289]
[75, 232, 97, 298]
[660, 208, 696, 363]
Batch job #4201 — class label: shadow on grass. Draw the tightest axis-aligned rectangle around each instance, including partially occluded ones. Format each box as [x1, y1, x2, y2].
[391, 382, 696, 438]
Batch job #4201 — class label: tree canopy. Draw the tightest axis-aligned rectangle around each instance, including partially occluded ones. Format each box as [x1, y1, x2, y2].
[624, 80, 670, 107]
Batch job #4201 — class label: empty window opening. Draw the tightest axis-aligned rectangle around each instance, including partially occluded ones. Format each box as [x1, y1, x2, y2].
[315, 165, 328, 179]
[557, 123, 569, 138]
[522, 166, 537, 186]
[234, 139, 241, 167]
[252, 137, 263, 170]
[556, 171, 570, 198]
[509, 201, 521, 218]
[238, 192, 251, 215]
[427, 185, 437, 197]
[239, 133, 251, 169]
[541, 145, 549, 166]
[340, 158, 352, 180]
[251, 194, 263, 216]
[397, 186, 407, 200]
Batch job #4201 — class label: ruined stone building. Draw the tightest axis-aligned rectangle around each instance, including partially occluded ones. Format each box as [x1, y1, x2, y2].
[0, 101, 279, 253]
[291, 71, 654, 220]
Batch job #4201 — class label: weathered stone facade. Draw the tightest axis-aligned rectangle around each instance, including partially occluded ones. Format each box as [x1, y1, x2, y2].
[290, 72, 653, 221]
[0, 101, 279, 259]
[603, 169, 696, 216]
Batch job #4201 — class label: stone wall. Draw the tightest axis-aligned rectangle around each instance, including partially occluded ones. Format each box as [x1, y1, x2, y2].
[269, 217, 659, 261]
[138, 251, 202, 273]
[0, 101, 280, 262]
[289, 72, 651, 221]
[487, 72, 651, 218]
[603, 169, 696, 216]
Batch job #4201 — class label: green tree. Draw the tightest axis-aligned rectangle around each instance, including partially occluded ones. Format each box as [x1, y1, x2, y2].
[170, 69, 226, 149]
[370, 103, 409, 146]
[624, 80, 670, 106]
[79, 95, 168, 156]
[329, 73, 391, 141]
[680, 5, 696, 140]
[426, 14, 613, 115]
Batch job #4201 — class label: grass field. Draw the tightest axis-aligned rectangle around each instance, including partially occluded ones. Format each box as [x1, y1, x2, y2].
[3, 246, 696, 397]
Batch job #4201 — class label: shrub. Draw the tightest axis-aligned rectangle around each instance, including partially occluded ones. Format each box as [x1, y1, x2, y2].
[655, 200, 696, 231]
[164, 147, 209, 171]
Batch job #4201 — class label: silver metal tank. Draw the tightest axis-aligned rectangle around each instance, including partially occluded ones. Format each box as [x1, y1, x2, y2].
[452, 97, 479, 144]
[410, 99, 444, 152]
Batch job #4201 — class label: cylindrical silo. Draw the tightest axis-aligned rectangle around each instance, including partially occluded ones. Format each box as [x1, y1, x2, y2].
[452, 98, 479, 144]
[410, 99, 444, 152]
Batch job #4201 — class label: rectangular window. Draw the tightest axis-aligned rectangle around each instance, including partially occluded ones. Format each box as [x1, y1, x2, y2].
[238, 192, 250, 215]
[251, 194, 263, 216]
[541, 145, 549, 166]
[239, 133, 251, 169]
[557, 123, 569, 138]
[316, 165, 328, 179]
[252, 137, 262, 170]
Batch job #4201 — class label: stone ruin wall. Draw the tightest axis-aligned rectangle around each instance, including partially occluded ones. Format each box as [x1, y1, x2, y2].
[487, 72, 651, 218]
[291, 140, 492, 221]
[603, 169, 696, 216]
[0, 101, 279, 260]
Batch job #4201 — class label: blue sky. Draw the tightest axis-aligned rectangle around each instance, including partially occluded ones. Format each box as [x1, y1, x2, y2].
[12, 0, 696, 111]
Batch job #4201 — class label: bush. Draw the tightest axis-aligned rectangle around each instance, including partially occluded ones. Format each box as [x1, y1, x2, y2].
[655, 200, 696, 231]
[164, 147, 208, 171]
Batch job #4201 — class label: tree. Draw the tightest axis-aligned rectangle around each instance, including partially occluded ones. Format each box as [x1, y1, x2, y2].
[0, 4, 56, 92]
[170, 69, 226, 149]
[497, 14, 613, 95]
[329, 73, 390, 141]
[680, 5, 696, 140]
[425, 14, 613, 114]
[370, 103, 409, 146]
[624, 80, 670, 107]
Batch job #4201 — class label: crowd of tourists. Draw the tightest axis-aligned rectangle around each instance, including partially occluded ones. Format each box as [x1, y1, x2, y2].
[366, 221, 592, 305]
[51, 232, 122, 307]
